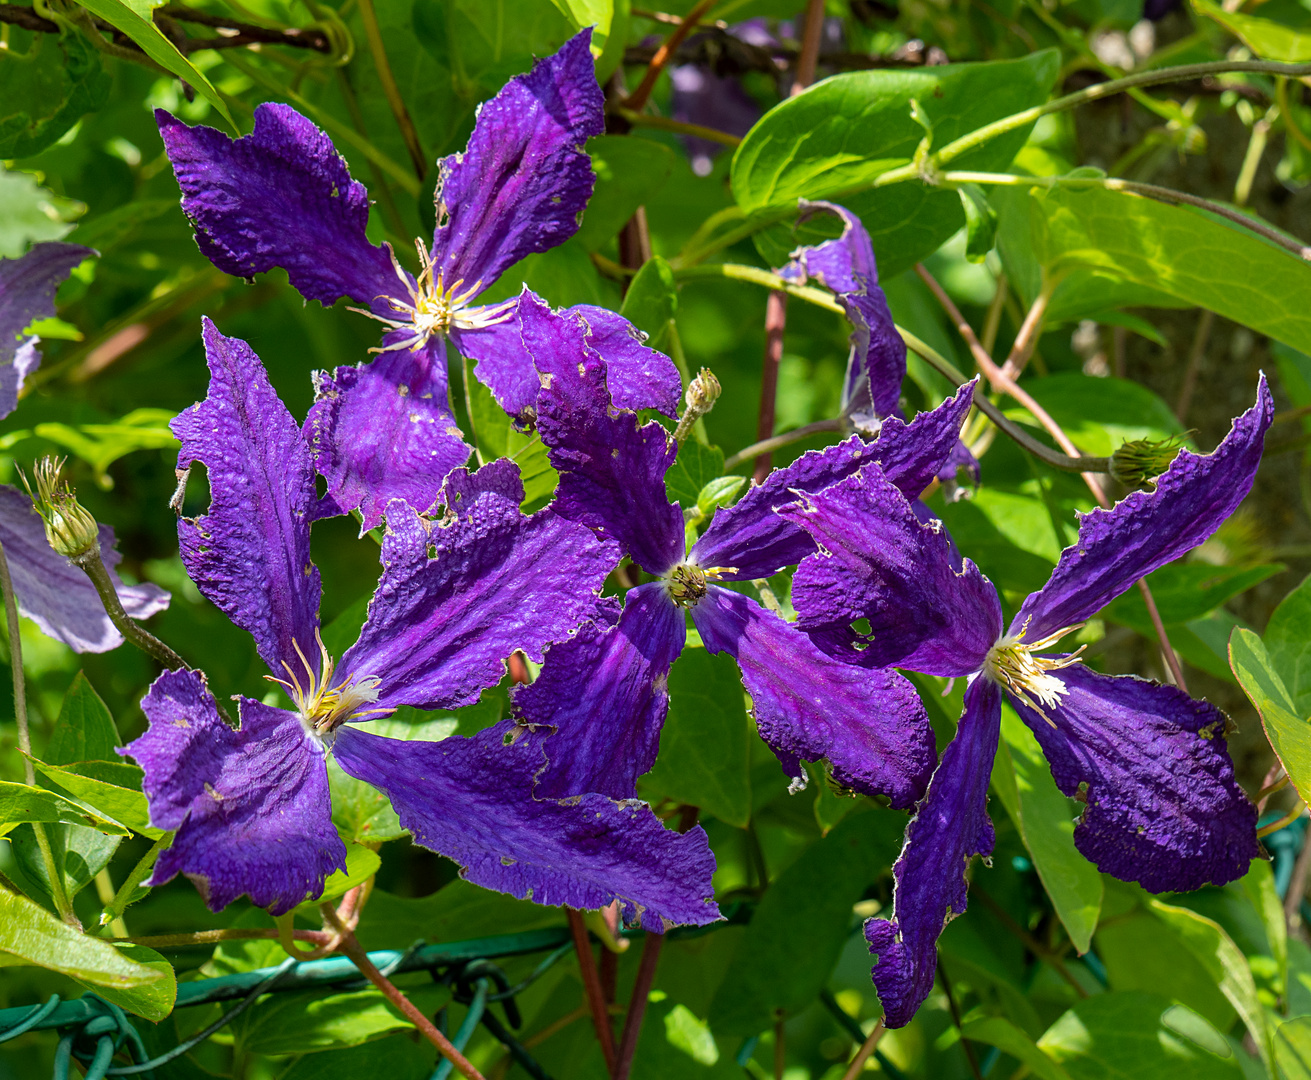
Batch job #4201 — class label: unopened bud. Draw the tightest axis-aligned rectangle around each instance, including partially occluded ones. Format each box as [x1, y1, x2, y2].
[674, 367, 721, 444]
[1109, 434, 1190, 492]
[22, 456, 100, 559]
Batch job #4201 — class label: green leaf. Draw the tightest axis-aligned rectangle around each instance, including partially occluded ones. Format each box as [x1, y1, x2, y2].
[1105, 562, 1283, 629]
[960, 1017, 1071, 1080]
[641, 649, 752, 827]
[1265, 571, 1311, 716]
[0, 779, 130, 836]
[619, 255, 680, 353]
[1004, 374, 1185, 458]
[77, 943, 176, 1021]
[707, 808, 905, 1033]
[34, 409, 179, 481]
[665, 441, 724, 511]
[960, 184, 998, 262]
[1230, 628, 1311, 807]
[1241, 858, 1288, 1004]
[30, 759, 161, 838]
[1038, 992, 1243, 1079]
[1149, 897, 1274, 1074]
[73, 0, 235, 130]
[0, 889, 165, 988]
[354, 881, 564, 952]
[578, 136, 676, 251]
[236, 983, 452, 1056]
[0, 166, 85, 257]
[277, 1032, 434, 1080]
[48, 672, 121, 766]
[296, 844, 382, 910]
[1278, 1017, 1311, 1080]
[992, 704, 1102, 953]
[732, 51, 1060, 275]
[12, 822, 121, 902]
[1193, 0, 1311, 60]
[1025, 184, 1311, 357]
[0, 30, 112, 159]
[696, 476, 746, 516]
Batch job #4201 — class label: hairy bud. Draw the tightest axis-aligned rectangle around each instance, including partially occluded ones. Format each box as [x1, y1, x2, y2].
[22, 456, 100, 560]
[674, 367, 721, 444]
[1109, 434, 1190, 492]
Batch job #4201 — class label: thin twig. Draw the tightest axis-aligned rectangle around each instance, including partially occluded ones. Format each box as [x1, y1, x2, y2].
[1259, 804, 1306, 839]
[324, 905, 486, 1080]
[840, 1020, 886, 1080]
[754, 291, 789, 483]
[792, 0, 826, 94]
[116, 927, 332, 947]
[625, 0, 718, 111]
[725, 418, 846, 471]
[568, 908, 617, 1073]
[937, 961, 984, 1080]
[999, 278, 1054, 381]
[101, 831, 173, 930]
[354, 0, 426, 179]
[613, 932, 665, 1080]
[1137, 578, 1188, 691]
[1175, 310, 1215, 424]
[73, 551, 188, 670]
[969, 885, 1089, 998]
[610, 108, 743, 147]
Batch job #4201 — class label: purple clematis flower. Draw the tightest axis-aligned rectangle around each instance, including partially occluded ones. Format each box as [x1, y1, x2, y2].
[777, 379, 1272, 1027]
[512, 291, 980, 809]
[0, 243, 170, 652]
[156, 31, 680, 531]
[778, 200, 978, 495]
[121, 318, 719, 927]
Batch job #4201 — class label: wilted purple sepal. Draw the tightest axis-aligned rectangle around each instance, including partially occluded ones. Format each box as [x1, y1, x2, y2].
[0, 486, 169, 653]
[693, 585, 935, 807]
[781, 465, 1001, 676]
[690, 384, 976, 581]
[431, 30, 603, 291]
[157, 105, 396, 309]
[521, 583, 686, 801]
[341, 461, 617, 712]
[0, 243, 95, 418]
[306, 334, 471, 532]
[1015, 376, 1273, 640]
[173, 319, 321, 674]
[332, 720, 720, 931]
[1013, 665, 1256, 891]
[865, 678, 1001, 1029]
[525, 292, 684, 574]
[124, 670, 346, 916]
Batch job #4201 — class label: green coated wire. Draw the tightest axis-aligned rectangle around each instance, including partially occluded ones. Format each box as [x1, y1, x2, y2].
[431, 977, 490, 1080]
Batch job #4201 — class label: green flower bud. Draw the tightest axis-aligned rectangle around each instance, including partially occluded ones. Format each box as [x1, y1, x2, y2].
[673, 367, 721, 444]
[22, 456, 100, 560]
[1109, 434, 1190, 492]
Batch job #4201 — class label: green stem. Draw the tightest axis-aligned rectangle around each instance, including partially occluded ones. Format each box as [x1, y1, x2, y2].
[100, 831, 173, 931]
[73, 551, 188, 670]
[0, 541, 76, 925]
[675, 263, 843, 312]
[354, 0, 427, 179]
[612, 108, 742, 148]
[724, 418, 845, 472]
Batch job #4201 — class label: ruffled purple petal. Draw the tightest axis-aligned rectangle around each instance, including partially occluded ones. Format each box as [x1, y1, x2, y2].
[0, 243, 94, 417]
[157, 105, 399, 308]
[524, 292, 684, 574]
[1010, 664, 1257, 893]
[779, 201, 878, 295]
[690, 383, 975, 580]
[1015, 377, 1273, 640]
[331, 720, 720, 930]
[305, 333, 470, 533]
[518, 582, 686, 800]
[782, 464, 1001, 677]
[340, 460, 617, 711]
[451, 313, 539, 421]
[571, 305, 682, 417]
[0, 485, 169, 653]
[173, 320, 320, 675]
[692, 585, 934, 808]
[865, 677, 1002, 1028]
[122, 669, 345, 915]
[430, 30, 604, 291]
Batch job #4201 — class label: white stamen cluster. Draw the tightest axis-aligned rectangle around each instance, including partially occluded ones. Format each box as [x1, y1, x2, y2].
[266, 630, 390, 736]
[981, 621, 1086, 725]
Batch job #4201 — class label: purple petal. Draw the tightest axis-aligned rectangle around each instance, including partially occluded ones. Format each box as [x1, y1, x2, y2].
[122, 669, 346, 915]
[524, 292, 684, 574]
[781, 464, 1001, 677]
[173, 320, 320, 675]
[865, 677, 1002, 1028]
[157, 105, 399, 308]
[692, 586, 934, 808]
[452, 313, 539, 421]
[779, 201, 879, 295]
[690, 383, 976, 580]
[305, 333, 471, 533]
[0, 243, 94, 417]
[1015, 377, 1273, 640]
[571, 305, 682, 417]
[1010, 664, 1257, 893]
[430, 30, 604, 291]
[331, 720, 721, 930]
[518, 582, 686, 800]
[340, 461, 618, 711]
[0, 485, 169, 653]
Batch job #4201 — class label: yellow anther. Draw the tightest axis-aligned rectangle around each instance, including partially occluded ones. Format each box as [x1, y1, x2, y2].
[981, 620, 1086, 726]
[264, 629, 390, 735]
[662, 563, 738, 608]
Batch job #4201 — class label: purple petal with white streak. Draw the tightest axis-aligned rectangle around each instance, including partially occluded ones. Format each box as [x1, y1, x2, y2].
[340, 460, 617, 711]
[305, 332, 470, 533]
[332, 720, 720, 930]
[693, 585, 934, 807]
[0, 485, 169, 653]
[1015, 376, 1272, 640]
[518, 582, 686, 800]
[691, 383, 976, 582]
[781, 464, 1000, 677]
[865, 677, 1001, 1027]
[524, 292, 684, 573]
[430, 31, 603, 291]
[157, 105, 399, 309]
[122, 669, 345, 915]
[173, 320, 320, 675]
[1010, 664, 1256, 893]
